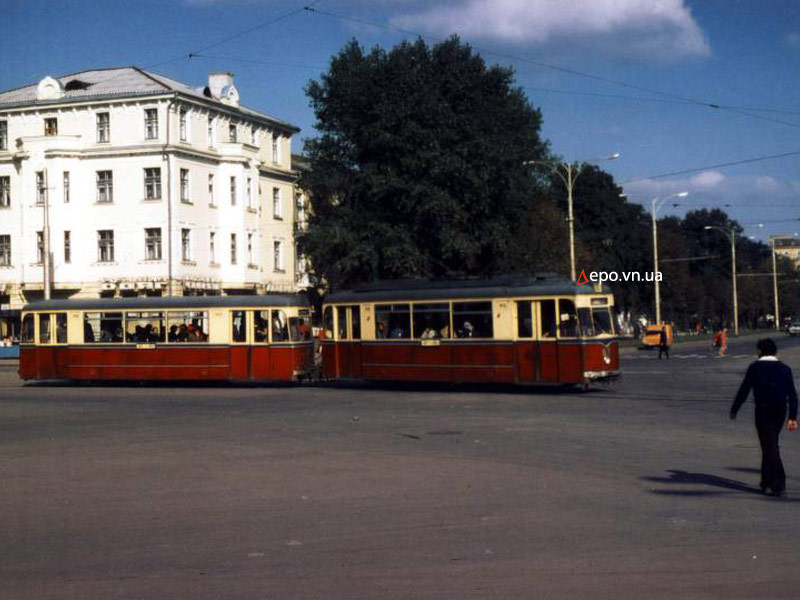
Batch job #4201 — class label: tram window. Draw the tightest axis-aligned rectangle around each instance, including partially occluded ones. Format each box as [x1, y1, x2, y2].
[540, 300, 557, 338]
[558, 299, 578, 338]
[232, 311, 247, 343]
[453, 302, 493, 338]
[271, 310, 289, 342]
[592, 307, 614, 335]
[254, 311, 269, 343]
[125, 312, 165, 343]
[291, 311, 311, 341]
[323, 307, 334, 339]
[376, 304, 410, 339]
[166, 312, 209, 343]
[56, 314, 68, 344]
[337, 306, 349, 340]
[351, 306, 361, 340]
[22, 314, 35, 343]
[412, 303, 450, 339]
[84, 313, 123, 343]
[38, 314, 51, 344]
[578, 308, 594, 337]
[517, 301, 533, 338]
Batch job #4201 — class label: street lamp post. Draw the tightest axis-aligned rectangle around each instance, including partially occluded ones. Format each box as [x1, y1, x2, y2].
[528, 153, 619, 281]
[704, 225, 739, 336]
[651, 191, 688, 325]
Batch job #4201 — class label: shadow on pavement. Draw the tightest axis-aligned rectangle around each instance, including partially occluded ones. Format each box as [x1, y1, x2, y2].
[642, 469, 800, 501]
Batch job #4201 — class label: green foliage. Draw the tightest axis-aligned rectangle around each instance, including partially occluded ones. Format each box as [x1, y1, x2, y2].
[299, 37, 549, 290]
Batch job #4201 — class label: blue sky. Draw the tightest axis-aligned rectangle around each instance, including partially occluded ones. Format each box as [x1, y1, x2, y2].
[4, 0, 800, 241]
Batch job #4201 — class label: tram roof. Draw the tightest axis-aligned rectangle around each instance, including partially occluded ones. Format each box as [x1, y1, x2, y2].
[22, 294, 310, 312]
[325, 275, 610, 303]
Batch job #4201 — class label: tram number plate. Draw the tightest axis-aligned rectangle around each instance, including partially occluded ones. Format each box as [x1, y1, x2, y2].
[136, 343, 156, 350]
[420, 340, 441, 347]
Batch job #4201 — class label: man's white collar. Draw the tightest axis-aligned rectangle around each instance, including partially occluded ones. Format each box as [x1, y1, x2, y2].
[759, 356, 779, 361]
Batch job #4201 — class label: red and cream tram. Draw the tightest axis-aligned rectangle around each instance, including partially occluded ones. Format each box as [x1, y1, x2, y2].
[19, 295, 313, 382]
[321, 276, 620, 387]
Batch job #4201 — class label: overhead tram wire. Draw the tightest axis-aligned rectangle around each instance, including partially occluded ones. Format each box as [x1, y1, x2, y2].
[621, 148, 800, 184]
[303, 6, 800, 131]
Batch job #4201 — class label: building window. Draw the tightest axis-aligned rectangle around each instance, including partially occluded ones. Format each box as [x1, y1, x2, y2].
[181, 228, 191, 261]
[0, 176, 9, 208]
[0, 121, 8, 151]
[208, 174, 215, 205]
[64, 231, 71, 264]
[96, 112, 110, 143]
[273, 240, 284, 272]
[230, 176, 237, 206]
[272, 134, 279, 164]
[36, 171, 46, 205]
[250, 127, 257, 146]
[144, 108, 159, 140]
[209, 231, 216, 263]
[247, 232, 255, 265]
[0, 235, 10, 266]
[144, 168, 161, 200]
[229, 123, 237, 142]
[98, 230, 114, 262]
[246, 177, 253, 209]
[96, 171, 113, 203]
[44, 117, 58, 136]
[180, 168, 190, 202]
[230, 233, 237, 265]
[63, 172, 70, 203]
[145, 228, 162, 260]
[207, 115, 215, 147]
[179, 108, 188, 141]
[272, 188, 282, 219]
[295, 192, 305, 222]
[36, 231, 44, 264]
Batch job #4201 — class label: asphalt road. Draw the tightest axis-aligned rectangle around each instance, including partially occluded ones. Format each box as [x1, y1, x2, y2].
[2, 333, 800, 599]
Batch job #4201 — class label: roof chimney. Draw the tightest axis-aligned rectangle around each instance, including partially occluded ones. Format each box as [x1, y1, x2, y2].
[208, 71, 240, 106]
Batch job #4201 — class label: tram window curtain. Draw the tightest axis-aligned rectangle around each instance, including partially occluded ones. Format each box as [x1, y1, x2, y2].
[254, 311, 269, 342]
[232, 311, 247, 343]
[412, 303, 450, 339]
[376, 304, 411, 339]
[558, 299, 578, 338]
[453, 302, 493, 338]
[271, 310, 289, 342]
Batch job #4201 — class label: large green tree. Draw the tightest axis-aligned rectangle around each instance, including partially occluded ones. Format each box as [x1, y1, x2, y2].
[299, 37, 549, 290]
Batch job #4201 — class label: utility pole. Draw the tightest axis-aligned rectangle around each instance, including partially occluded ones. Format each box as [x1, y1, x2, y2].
[43, 169, 52, 300]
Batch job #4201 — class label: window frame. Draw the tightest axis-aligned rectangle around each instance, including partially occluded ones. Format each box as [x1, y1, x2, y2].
[97, 229, 115, 263]
[96, 112, 110, 143]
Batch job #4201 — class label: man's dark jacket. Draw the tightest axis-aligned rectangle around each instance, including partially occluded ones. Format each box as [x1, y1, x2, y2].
[730, 358, 799, 419]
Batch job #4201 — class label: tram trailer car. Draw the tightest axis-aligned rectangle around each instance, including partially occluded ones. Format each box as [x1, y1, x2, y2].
[19, 296, 313, 383]
[321, 277, 620, 387]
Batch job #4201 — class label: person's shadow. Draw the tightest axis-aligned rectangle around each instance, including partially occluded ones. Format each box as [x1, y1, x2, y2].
[642, 469, 799, 501]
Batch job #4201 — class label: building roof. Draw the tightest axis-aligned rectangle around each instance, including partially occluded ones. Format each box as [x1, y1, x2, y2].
[0, 66, 298, 132]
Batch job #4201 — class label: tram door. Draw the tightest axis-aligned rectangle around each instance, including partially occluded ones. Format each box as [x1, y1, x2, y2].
[335, 306, 362, 379]
[537, 300, 560, 382]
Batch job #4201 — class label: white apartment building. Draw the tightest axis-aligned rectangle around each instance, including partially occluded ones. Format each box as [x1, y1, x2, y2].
[0, 67, 305, 312]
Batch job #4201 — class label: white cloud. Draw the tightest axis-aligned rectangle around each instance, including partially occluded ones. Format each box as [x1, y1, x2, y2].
[390, 0, 710, 61]
[690, 170, 725, 188]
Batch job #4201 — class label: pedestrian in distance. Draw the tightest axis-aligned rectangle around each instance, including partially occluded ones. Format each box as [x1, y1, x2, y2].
[658, 327, 669, 360]
[730, 338, 798, 497]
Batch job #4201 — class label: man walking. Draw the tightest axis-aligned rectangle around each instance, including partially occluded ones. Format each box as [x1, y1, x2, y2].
[658, 327, 669, 360]
[730, 338, 798, 497]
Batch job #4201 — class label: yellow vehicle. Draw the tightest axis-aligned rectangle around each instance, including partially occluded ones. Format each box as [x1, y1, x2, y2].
[641, 323, 673, 349]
